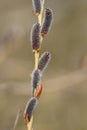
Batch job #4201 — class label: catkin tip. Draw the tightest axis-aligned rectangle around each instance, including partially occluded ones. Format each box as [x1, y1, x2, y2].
[41, 8, 53, 37]
[30, 23, 41, 51]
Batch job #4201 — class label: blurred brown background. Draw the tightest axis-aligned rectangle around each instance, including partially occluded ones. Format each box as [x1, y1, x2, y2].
[0, 0, 87, 130]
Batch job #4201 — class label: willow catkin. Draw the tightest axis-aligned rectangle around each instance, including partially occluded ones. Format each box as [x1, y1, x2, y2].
[31, 69, 41, 93]
[24, 97, 37, 123]
[32, 0, 42, 15]
[38, 52, 51, 73]
[41, 8, 53, 37]
[30, 23, 40, 51]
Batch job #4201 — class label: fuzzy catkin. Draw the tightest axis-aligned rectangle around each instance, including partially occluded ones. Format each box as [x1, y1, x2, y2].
[31, 69, 41, 93]
[31, 23, 40, 51]
[32, 0, 41, 15]
[41, 8, 53, 37]
[38, 52, 51, 72]
[24, 97, 37, 121]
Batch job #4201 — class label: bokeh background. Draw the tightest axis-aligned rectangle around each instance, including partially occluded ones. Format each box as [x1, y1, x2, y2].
[0, 0, 87, 130]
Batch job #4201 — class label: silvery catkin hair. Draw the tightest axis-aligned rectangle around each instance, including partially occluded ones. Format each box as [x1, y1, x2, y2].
[32, 0, 42, 15]
[41, 8, 53, 37]
[31, 23, 40, 51]
[38, 52, 51, 73]
[24, 97, 37, 122]
[31, 69, 41, 93]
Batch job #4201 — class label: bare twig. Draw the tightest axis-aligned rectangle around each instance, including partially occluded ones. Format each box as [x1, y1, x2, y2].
[12, 109, 21, 130]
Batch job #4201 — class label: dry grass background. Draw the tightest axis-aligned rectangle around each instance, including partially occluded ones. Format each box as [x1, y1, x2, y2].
[0, 0, 87, 130]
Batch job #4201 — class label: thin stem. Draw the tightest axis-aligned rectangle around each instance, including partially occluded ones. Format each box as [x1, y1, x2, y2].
[34, 51, 39, 70]
[37, 0, 45, 50]
[38, 0, 45, 25]
[40, 35, 43, 45]
[13, 109, 21, 130]
[34, 0, 45, 70]
[27, 115, 33, 130]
